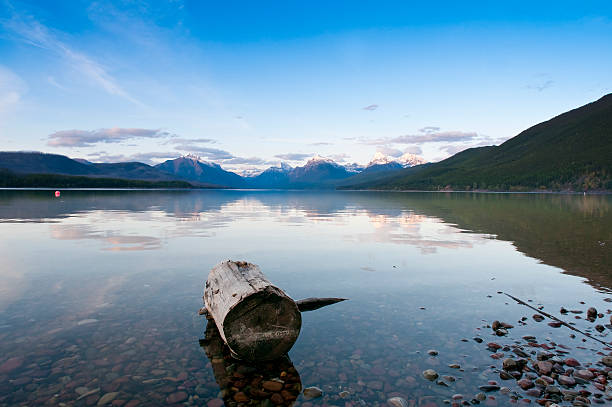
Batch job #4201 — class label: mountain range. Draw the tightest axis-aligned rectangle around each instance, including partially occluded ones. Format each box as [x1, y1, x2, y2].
[1, 93, 610, 191]
[0, 151, 424, 189]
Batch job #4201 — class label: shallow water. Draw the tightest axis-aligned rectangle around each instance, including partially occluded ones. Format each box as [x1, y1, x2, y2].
[0, 190, 611, 406]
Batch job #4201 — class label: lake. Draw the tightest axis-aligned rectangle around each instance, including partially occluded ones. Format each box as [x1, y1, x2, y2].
[0, 190, 611, 407]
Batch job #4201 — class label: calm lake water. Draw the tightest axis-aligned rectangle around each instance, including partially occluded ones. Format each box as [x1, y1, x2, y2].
[0, 190, 611, 407]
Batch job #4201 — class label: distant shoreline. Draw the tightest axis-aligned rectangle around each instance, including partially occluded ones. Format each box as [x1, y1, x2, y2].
[1, 187, 609, 195]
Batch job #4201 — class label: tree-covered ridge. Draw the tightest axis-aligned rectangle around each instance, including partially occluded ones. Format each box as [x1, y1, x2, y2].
[341, 94, 612, 191]
[0, 169, 196, 189]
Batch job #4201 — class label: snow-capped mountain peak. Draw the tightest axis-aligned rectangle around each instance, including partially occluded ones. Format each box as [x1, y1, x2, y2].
[305, 155, 337, 166]
[181, 153, 219, 168]
[367, 152, 395, 167]
[397, 152, 427, 167]
[182, 153, 201, 162]
[366, 152, 427, 168]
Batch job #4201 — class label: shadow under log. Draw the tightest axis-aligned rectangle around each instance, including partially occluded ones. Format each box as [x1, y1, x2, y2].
[200, 320, 302, 406]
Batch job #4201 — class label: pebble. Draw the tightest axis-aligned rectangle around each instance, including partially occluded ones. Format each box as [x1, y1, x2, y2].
[206, 399, 224, 407]
[574, 370, 594, 380]
[487, 343, 502, 351]
[77, 319, 99, 326]
[262, 380, 283, 392]
[166, 392, 188, 404]
[387, 397, 409, 407]
[601, 356, 612, 367]
[97, 392, 119, 406]
[533, 314, 545, 322]
[423, 369, 439, 381]
[536, 361, 553, 376]
[503, 358, 518, 371]
[303, 386, 323, 399]
[518, 379, 534, 390]
[77, 388, 101, 400]
[428, 349, 439, 356]
[0, 357, 23, 374]
[233, 392, 249, 403]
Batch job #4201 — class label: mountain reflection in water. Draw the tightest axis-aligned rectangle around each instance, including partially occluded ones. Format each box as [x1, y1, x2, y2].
[1, 190, 609, 290]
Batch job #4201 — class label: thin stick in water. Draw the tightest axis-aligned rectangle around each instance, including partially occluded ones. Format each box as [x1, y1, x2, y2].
[504, 292, 609, 347]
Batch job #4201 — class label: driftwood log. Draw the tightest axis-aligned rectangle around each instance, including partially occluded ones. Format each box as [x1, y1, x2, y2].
[204, 260, 302, 361]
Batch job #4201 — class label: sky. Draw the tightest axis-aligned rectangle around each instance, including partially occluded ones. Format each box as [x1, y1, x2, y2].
[0, 0, 611, 175]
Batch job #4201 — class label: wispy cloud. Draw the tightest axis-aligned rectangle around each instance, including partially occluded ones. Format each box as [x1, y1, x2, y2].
[0, 66, 25, 115]
[328, 153, 350, 163]
[47, 128, 172, 147]
[310, 142, 332, 146]
[165, 137, 216, 145]
[526, 74, 555, 92]
[404, 145, 423, 155]
[173, 145, 234, 161]
[222, 156, 269, 165]
[274, 153, 312, 161]
[46, 75, 68, 91]
[376, 146, 403, 157]
[362, 104, 379, 111]
[419, 126, 441, 133]
[362, 130, 479, 145]
[527, 79, 554, 92]
[2, 8, 141, 105]
[87, 151, 177, 164]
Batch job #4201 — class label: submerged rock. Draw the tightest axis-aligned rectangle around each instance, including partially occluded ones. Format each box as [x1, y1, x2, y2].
[518, 378, 534, 390]
[303, 386, 323, 399]
[423, 369, 438, 381]
[601, 356, 612, 367]
[97, 392, 119, 406]
[0, 357, 23, 374]
[574, 369, 594, 380]
[479, 385, 500, 392]
[387, 396, 409, 407]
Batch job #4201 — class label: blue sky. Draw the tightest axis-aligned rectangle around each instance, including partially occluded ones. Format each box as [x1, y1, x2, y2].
[0, 0, 611, 174]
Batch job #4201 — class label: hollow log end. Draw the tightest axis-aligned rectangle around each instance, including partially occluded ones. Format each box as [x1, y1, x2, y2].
[223, 287, 301, 361]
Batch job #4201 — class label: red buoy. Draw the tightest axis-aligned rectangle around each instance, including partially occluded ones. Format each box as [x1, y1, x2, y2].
[54, 190, 60, 197]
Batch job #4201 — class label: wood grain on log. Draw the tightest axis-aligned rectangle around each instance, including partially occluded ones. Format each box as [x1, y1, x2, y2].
[204, 260, 301, 361]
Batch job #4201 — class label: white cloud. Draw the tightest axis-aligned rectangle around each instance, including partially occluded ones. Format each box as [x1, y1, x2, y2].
[403, 145, 423, 155]
[48, 128, 172, 147]
[376, 146, 403, 157]
[87, 151, 178, 164]
[274, 153, 313, 161]
[361, 130, 480, 145]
